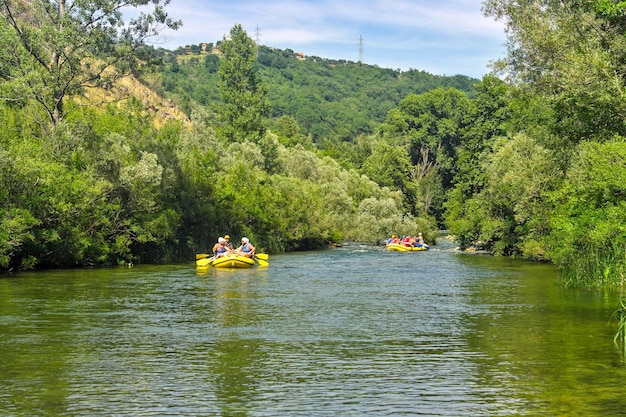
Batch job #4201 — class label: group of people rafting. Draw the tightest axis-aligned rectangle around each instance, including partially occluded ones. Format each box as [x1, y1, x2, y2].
[386, 233, 429, 249]
[212, 234, 256, 258]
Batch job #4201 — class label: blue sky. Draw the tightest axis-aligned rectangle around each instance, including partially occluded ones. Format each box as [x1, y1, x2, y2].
[144, 0, 507, 79]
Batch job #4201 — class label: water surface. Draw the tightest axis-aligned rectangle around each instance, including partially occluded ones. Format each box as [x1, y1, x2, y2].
[1, 244, 624, 416]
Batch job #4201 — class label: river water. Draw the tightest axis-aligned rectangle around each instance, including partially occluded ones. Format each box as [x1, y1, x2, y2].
[1, 241, 625, 416]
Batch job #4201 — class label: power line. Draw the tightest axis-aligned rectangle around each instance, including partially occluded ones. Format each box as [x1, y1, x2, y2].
[254, 24, 262, 57]
[358, 34, 364, 63]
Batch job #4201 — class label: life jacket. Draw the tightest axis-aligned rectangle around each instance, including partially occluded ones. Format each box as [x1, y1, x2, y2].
[215, 245, 227, 254]
[241, 243, 252, 253]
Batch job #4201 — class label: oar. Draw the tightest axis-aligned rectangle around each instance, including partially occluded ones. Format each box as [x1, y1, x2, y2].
[196, 253, 212, 260]
[196, 256, 214, 267]
[253, 254, 269, 266]
[255, 253, 269, 260]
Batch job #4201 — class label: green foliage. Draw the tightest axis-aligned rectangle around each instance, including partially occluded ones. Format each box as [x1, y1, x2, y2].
[462, 0, 626, 286]
[0, 131, 113, 268]
[262, 58, 477, 146]
[377, 87, 471, 221]
[354, 197, 434, 244]
[484, 0, 626, 144]
[10, 0, 626, 288]
[269, 115, 313, 149]
[0, 99, 190, 269]
[545, 138, 626, 286]
[148, 45, 478, 146]
[454, 75, 511, 197]
[0, 9, 455, 270]
[0, 207, 39, 270]
[0, 0, 180, 126]
[361, 140, 418, 213]
[217, 24, 270, 143]
[447, 133, 560, 258]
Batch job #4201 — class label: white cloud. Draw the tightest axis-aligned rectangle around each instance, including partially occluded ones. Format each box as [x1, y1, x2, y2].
[143, 0, 506, 77]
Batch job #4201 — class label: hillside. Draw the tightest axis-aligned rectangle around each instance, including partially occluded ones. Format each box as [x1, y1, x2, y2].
[81, 73, 191, 129]
[144, 45, 479, 144]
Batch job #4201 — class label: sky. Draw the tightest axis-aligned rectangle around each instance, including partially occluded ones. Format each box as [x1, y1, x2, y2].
[141, 0, 507, 79]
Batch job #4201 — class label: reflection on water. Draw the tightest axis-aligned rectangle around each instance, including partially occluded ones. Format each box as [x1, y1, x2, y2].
[1, 245, 625, 416]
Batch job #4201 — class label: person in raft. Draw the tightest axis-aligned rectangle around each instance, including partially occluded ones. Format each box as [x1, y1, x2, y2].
[224, 234, 234, 250]
[235, 237, 256, 258]
[387, 235, 401, 245]
[415, 233, 429, 249]
[212, 237, 232, 258]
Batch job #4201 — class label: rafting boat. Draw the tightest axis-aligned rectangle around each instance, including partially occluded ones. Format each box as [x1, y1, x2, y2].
[196, 253, 256, 268]
[386, 243, 429, 252]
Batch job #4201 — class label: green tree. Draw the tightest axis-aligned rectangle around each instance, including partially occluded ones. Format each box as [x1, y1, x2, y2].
[217, 23, 269, 143]
[547, 138, 626, 286]
[454, 76, 511, 196]
[378, 87, 470, 219]
[0, 0, 181, 126]
[447, 133, 560, 257]
[361, 140, 418, 214]
[483, 0, 626, 144]
[271, 115, 312, 148]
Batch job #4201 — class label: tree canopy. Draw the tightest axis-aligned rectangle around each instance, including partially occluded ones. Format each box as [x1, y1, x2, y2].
[217, 23, 269, 143]
[0, 0, 181, 125]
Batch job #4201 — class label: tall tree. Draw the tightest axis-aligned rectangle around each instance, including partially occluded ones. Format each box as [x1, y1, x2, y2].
[378, 87, 470, 219]
[217, 23, 269, 143]
[482, 0, 626, 143]
[0, 0, 181, 126]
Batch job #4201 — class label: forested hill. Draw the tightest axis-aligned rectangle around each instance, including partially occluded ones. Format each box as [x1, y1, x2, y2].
[146, 45, 479, 144]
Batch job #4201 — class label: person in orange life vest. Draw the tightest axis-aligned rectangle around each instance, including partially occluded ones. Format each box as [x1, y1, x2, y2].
[402, 235, 412, 246]
[212, 237, 232, 258]
[235, 237, 256, 258]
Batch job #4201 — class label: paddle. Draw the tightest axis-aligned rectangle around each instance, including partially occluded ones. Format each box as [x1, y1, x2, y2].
[254, 255, 269, 266]
[255, 253, 269, 260]
[196, 256, 214, 267]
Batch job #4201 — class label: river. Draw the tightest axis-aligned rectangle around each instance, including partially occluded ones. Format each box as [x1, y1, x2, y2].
[1, 241, 625, 416]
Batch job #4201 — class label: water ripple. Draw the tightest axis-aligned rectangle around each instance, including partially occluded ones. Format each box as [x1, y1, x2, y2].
[0, 245, 624, 416]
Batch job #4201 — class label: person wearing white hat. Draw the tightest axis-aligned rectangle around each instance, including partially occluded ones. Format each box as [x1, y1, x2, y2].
[235, 237, 256, 258]
[212, 237, 232, 258]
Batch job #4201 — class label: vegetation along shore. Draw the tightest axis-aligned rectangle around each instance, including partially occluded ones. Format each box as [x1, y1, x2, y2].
[1, 1, 625, 288]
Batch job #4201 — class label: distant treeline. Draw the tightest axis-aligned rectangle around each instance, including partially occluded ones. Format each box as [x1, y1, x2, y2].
[146, 44, 478, 145]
